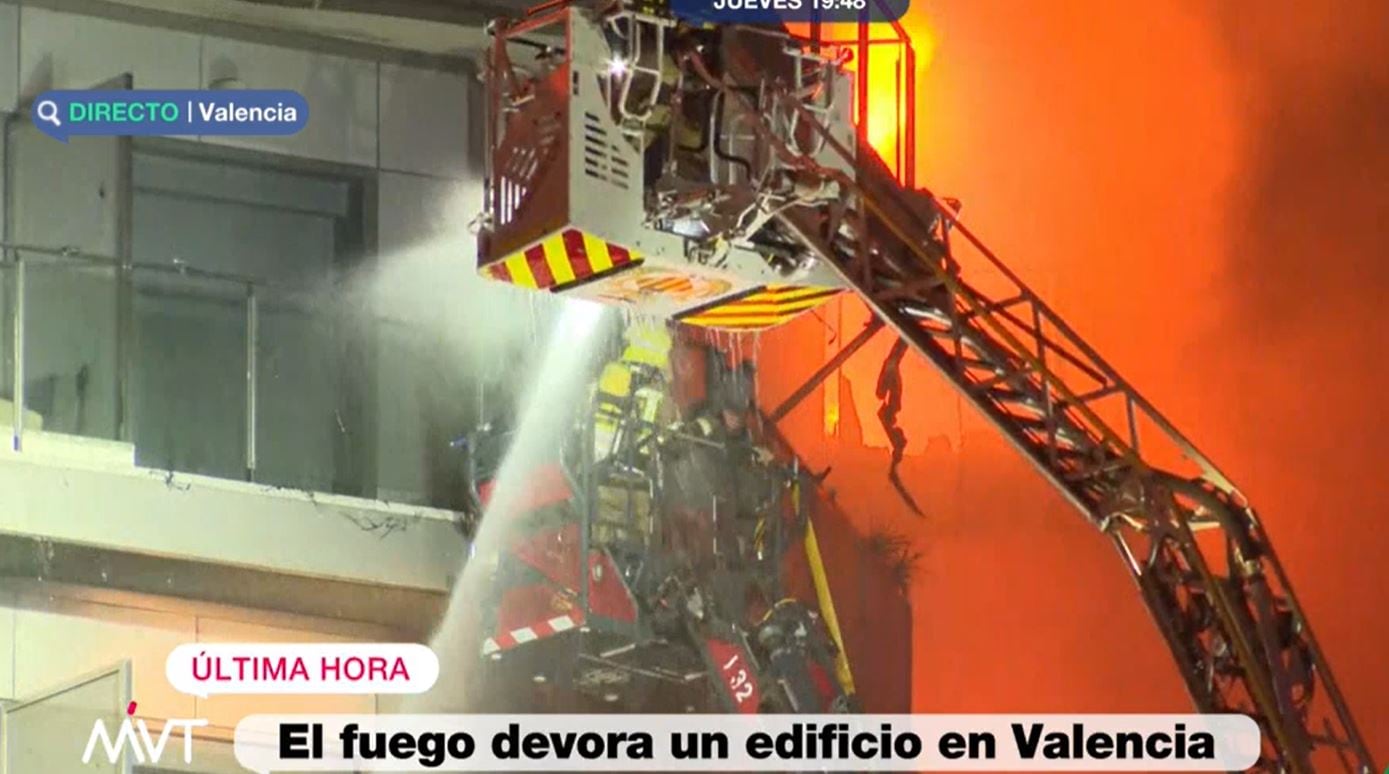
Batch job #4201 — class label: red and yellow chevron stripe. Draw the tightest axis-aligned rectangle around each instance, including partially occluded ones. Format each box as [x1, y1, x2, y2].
[676, 284, 843, 330]
[480, 228, 641, 290]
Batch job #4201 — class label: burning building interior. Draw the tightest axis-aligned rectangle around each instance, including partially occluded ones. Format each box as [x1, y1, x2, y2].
[0, 0, 1384, 771]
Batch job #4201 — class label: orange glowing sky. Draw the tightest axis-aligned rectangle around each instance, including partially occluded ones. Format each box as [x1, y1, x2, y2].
[761, 0, 1389, 762]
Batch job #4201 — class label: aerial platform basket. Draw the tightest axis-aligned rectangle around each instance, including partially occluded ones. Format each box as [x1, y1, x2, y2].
[476, 2, 846, 329]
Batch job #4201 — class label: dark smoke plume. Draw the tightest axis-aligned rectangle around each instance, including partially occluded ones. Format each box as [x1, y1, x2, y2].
[1212, 0, 1389, 337]
[1205, 0, 1389, 753]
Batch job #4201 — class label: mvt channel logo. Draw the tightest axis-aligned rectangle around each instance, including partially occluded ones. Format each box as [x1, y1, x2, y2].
[82, 701, 208, 765]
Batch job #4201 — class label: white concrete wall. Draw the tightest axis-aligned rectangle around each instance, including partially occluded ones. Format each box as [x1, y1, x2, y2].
[0, 587, 14, 702]
[17, 6, 200, 93]
[0, 5, 14, 244]
[0, 452, 462, 592]
[379, 62, 472, 178]
[0, 591, 377, 724]
[0, 112, 7, 246]
[0, 5, 16, 112]
[200, 35, 378, 166]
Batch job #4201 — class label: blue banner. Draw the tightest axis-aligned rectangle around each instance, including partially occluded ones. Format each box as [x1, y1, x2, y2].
[31, 89, 309, 143]
[669, 0, 909, 24]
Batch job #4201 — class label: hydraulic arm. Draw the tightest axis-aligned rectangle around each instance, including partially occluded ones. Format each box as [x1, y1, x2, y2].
[696, 42, 1373, 773]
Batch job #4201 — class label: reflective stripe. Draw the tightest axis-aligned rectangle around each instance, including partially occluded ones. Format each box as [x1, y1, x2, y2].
[678, 285, 842, 331]
[482, 610, 587, 655]
[543, 236, 576, 284]
[480, 228, 642, 291]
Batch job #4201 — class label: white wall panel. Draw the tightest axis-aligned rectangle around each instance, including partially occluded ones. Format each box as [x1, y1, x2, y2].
[199, 38, 377, 167]
[0, 589, 14, 701]
[0, 0, 11, 251]
[0, 5, 17, 112]
[1, 595, 381, 733]
[12, 598, 197, 721]
[379, 64, 470, 178]
[3, 664, 126, 774]
[0, 456, 461, 593]
[17, 7, 199, 96]
[3, 6, 20, 245]
[0, 111, 8, 246]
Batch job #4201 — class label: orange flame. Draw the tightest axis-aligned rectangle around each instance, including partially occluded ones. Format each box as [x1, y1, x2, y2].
[829, 17, 937, 181]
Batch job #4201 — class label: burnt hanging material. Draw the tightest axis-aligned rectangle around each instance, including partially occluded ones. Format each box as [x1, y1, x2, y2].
[875, 337, 922, 516]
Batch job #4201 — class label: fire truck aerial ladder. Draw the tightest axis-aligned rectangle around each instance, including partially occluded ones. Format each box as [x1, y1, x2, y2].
[474, 2, 1376, 771]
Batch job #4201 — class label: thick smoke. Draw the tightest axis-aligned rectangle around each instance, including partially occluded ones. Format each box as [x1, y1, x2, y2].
[1211, 0, 1389, 337]
[334, 178, 576, 507]
[1202, 0, 1389, 752]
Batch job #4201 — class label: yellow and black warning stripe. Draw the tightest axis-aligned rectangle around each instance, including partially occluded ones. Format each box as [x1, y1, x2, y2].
[675, 284, 843, 330]
[480, 228, 642, 291]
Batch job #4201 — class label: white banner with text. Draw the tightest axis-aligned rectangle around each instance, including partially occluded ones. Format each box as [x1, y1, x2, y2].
[232, 713, 1262, 771]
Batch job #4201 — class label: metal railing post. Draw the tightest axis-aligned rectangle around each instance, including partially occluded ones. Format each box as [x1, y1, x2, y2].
[245, 283, 258, 481]
[11, 253, 24, 452]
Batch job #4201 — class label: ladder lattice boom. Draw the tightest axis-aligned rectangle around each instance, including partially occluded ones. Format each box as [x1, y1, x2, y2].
[703, 39, 1375, 774]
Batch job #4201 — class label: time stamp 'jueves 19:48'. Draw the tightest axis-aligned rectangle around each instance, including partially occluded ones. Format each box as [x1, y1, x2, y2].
[673, 0, 904, 24]
[711, 0, 869, 11]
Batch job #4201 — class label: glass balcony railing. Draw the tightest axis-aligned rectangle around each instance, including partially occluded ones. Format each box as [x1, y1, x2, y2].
[0, 242, 456, 509]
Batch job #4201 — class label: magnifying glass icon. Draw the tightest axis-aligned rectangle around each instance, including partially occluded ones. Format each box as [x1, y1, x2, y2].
[35, 100, 61, 127]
